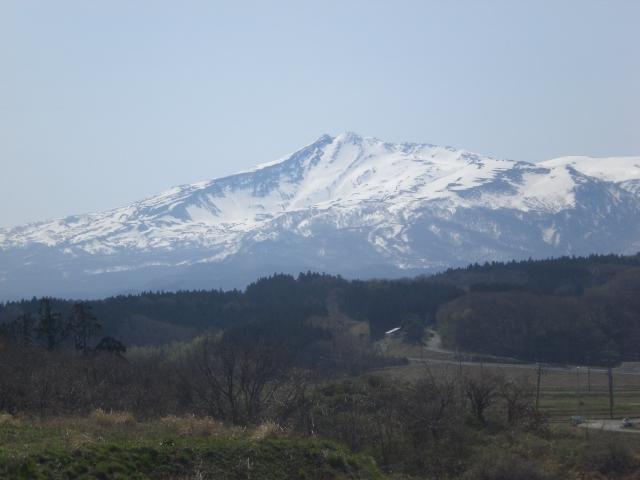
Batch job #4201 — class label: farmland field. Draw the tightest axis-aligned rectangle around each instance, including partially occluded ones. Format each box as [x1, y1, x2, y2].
[378, 334, 640, 424]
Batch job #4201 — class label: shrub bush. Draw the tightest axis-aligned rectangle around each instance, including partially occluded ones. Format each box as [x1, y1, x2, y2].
[159, 414, 222, 437]
[462, 451, 555, 480]
[90, 408, 136, 427]
[579, 437, 638, 475]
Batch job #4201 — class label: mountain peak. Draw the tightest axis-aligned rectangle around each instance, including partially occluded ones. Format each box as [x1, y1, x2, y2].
[334, 131, 363, 142]
[1, 134, 640, 300]
[333, 131, 386, 145]
[312, 133, 335, 144]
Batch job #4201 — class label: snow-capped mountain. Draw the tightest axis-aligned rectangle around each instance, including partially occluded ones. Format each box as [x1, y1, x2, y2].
[2, 132, 640, 300]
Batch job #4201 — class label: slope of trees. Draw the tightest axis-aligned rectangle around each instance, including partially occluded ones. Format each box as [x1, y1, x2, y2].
[1, 298, 111, 354]
[437, 266, 640, 365]
[0, 271, 462, 346]
[2, 254, 640, 364]
[434, 253, 640, 295]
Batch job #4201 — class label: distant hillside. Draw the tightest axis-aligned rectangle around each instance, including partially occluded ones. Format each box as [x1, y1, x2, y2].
[434, 254, 640, 364]
[2, 253, 640, 365]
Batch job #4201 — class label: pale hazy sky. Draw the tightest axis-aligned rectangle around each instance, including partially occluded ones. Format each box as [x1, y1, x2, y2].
[1, 1, 639, 228]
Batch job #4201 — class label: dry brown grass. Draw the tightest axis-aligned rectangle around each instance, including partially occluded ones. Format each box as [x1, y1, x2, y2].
[251, 421, 286, 440]
[159, 414, 223, 437]
[89, 408, 136, 427]
[0, 412, 20, 427]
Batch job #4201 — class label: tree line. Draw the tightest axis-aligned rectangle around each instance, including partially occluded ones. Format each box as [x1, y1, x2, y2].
[1, 297, 124, 354]
[437, 266, 640, 365]
[2, 254, 640, 364]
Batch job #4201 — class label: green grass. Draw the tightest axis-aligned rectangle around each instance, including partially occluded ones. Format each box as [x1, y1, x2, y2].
[458, 427, 640, 480]
[3, 412, 640, 479]
[0, 416, 384, 480]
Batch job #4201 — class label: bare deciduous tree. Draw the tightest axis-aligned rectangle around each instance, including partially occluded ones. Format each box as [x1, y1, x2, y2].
[499, 375, 535, 425]
[404, 369, 458, 443]
[464, 372, 500, 424]
[187, 333, 289, 424]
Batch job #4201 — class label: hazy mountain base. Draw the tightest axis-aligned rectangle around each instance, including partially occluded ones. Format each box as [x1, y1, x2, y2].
[0, 230, 426, 301]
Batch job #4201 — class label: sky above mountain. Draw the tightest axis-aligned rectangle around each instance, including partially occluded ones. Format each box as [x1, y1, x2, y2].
[1, 0, 639, 228]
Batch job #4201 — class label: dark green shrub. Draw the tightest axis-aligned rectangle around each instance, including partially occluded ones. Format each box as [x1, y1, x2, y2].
[579, 437, 638, 475]
[462, 451, 555, 480]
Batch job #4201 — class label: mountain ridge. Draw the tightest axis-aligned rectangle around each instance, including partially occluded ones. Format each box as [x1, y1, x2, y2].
[1, 133, 639, 300]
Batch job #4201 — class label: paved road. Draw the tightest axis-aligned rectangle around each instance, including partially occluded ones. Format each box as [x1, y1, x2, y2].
[409, 350, 640, 377]
[407, 355, 601, 375]
[415, 329, 640, 377]
[578, 419, 640, 434]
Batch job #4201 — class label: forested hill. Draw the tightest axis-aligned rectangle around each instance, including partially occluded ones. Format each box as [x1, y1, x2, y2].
[434, 253, 640, 364]
[433, 253, 640, 293]
[1, 253, 640, 365]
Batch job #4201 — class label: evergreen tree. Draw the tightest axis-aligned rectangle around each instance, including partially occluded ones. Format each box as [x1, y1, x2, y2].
[2, 313, 35, 346]
[69, 302, 101, 352]
[95, 336, 127, 355]
[403, 314, 426, 345]
[36, 298, 68, 350]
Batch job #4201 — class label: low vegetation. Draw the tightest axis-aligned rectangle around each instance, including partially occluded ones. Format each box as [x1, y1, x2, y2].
[1, 378, 639, 479]
[2, 255, 640, 478]
[0, 414, 382, 479]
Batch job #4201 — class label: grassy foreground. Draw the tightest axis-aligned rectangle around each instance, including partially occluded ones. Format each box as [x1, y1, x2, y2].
[0, 413, 383, 480]
[4, 411, 640, 479]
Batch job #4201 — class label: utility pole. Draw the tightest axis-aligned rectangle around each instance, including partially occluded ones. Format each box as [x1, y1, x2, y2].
[576, 366, 581, 409]
[603, 346, 616, 420]
[535, 363, 543, 410]
[608, 365, 614, 420]
[456, 349, 464, 404]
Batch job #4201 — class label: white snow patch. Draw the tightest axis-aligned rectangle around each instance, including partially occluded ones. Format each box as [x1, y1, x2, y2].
[1, 133, 639, 264]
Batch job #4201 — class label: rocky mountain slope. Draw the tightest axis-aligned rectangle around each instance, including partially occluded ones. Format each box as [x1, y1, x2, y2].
[1, 132, 639, 300]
